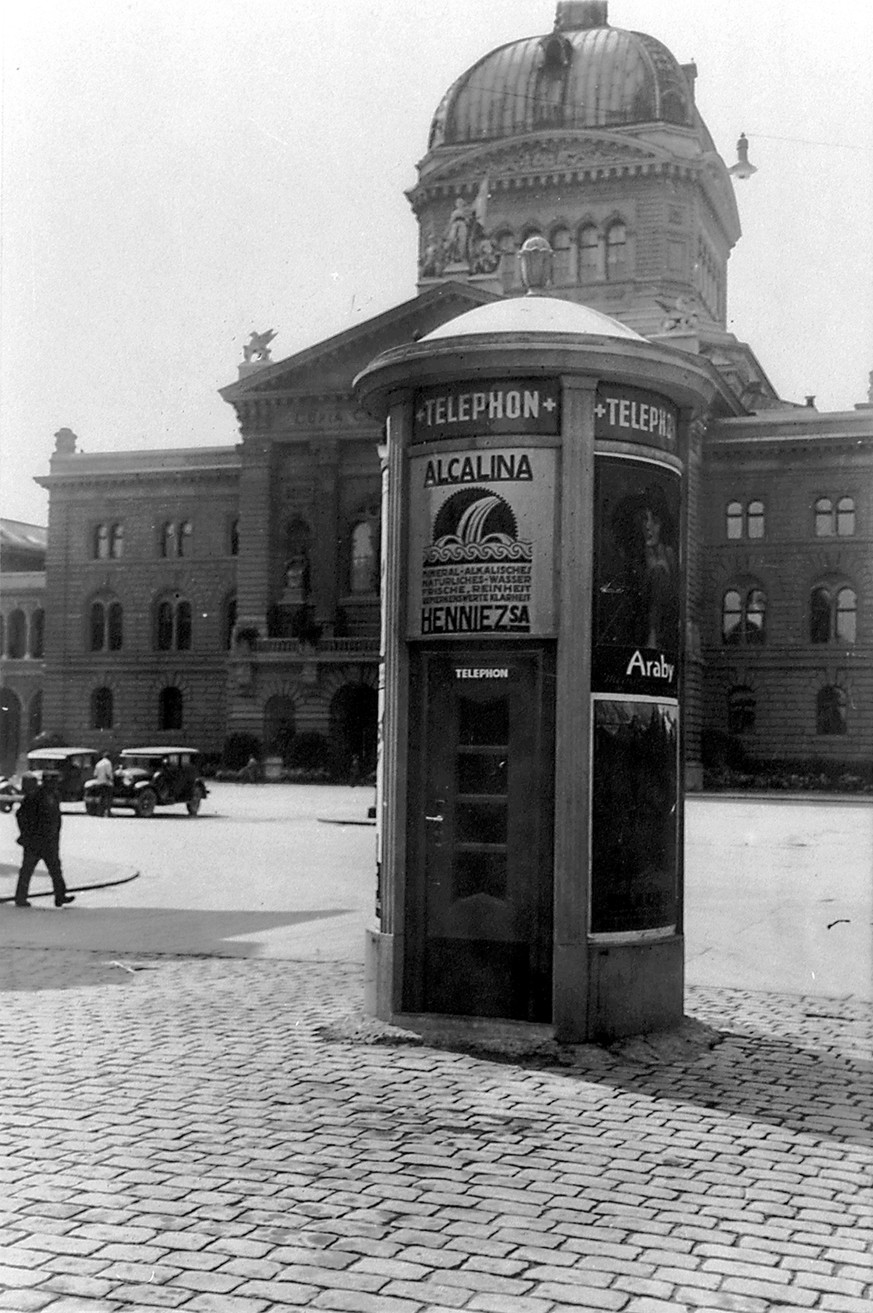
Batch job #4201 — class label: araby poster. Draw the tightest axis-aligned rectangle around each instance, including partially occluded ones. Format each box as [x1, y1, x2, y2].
[408, 446, 557, 638]
[592, 456, 681, 697]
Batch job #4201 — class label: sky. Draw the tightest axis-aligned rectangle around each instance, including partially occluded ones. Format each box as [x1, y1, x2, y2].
[1, 0, 871, 527]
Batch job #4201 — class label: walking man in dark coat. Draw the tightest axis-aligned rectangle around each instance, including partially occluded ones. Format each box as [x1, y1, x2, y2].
[15, 773, 75, 908]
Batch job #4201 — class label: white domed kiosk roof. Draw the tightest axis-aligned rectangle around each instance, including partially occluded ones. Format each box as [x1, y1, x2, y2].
[422, 295, 645, 341]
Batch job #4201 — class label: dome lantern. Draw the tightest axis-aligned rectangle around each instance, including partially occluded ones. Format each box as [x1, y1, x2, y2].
[555, 0, 609, 31]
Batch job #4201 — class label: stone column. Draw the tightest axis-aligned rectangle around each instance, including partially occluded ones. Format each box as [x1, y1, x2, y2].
[235, 437, 275, 636]
[310, 440, 339, 636]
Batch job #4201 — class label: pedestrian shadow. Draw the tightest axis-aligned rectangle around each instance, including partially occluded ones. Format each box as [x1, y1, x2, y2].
[0, 906, 356, 990]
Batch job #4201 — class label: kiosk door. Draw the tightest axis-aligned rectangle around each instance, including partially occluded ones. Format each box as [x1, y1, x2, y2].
[405, 647, 554, 1021]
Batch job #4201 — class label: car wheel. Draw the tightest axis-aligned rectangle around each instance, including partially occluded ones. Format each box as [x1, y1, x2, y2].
[186, 785, 205, 816]
[136, 788, 157, 818]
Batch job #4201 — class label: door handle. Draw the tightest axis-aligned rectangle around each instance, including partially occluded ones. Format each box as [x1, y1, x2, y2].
[425, 812, 444, 823]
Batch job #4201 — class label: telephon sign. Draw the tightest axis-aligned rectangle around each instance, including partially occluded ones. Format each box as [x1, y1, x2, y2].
[414, 379, 560, 441]
[595, 384, 678, 452]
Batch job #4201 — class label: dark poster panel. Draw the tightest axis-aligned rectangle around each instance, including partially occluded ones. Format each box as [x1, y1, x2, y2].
[590, 699, 679, 935]
[592, 457, 681, 697]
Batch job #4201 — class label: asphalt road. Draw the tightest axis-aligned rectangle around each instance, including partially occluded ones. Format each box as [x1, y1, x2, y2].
[0, 784, 869, 1000]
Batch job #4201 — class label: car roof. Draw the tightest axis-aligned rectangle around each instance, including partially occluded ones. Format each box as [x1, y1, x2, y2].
[120, 746, 199, 755]
[28, 747, 97, 759]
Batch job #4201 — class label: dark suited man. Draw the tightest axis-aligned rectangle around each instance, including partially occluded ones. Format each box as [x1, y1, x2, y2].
[15, 773, 75, 908]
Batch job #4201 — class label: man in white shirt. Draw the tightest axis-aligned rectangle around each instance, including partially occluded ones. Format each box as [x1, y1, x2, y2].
[93, 751, 115, 816]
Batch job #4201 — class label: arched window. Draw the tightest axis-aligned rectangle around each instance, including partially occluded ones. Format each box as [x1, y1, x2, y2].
[179, 520, 192, 557]
[7, 610, 26, 658]
[90, 602, 106, 652]
[816, 685, 847, 736]
[90, 686, 114, 730]
[814, 497, 834, 537]
[158, 686, 183, 731]
[746, 501, 765, 539]
[28, 691, 43, 741]
[725, 500, 764, 539]
[728, 685, 755, 734]
[30, 609, 45, 659]
[94, 524, 110, 559]
[811, 584, 856, 645]
[578, 224, 599, 280]
[263, 695, 295, 759]
[90, 599, 123, 652]
[550, 226, 572, 285]
[229, 519, 240, 556]
[721, 590, 742, 644]
[722, 588, 766, 645]
[110, 523, 124, 558]
[837, 497, 855, 537]
[726, 501, 743, 540]
[161, 522, 177, 558]
[605, 222, 627, 280]
[810, 586, 831, 644]
[350, 521, 378, 595]
[836, 587, 857, 644]
[223, 595, 237, 649]
[155, 598, 192, 651]
[157, 600, 173, 651]
[177, 600, 192, 650]
[745, 589, 766, 643]
[107, 601, 123, 651]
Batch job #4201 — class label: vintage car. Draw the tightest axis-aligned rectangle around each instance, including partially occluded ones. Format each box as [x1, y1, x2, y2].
[0, 776, 21, 812]
[26, 747, 99, 803]
[84, 746, 208, 817]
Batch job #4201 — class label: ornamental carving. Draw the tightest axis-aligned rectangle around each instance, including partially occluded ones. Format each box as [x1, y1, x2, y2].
[275, 403, 361, 430]
[422, 136, 660, 190]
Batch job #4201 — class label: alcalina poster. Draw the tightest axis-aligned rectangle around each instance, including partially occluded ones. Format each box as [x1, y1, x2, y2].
[407, 447, 557, 639]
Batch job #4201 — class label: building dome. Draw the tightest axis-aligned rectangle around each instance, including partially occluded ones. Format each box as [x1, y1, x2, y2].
[428, 1, 694, 150]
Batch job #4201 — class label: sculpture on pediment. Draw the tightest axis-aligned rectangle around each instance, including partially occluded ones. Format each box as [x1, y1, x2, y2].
[420, 175, 499, 278]
[243, 329, 277, 364]
[445, 195, 474, 263]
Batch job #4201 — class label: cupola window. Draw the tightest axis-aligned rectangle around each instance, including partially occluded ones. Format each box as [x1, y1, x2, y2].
[605, 222, 627, 280]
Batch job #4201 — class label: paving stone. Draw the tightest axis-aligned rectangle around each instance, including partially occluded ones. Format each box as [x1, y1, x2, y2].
[1, 954, 870, 1313]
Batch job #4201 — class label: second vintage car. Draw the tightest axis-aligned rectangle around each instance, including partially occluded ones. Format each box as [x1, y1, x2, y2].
[27, 747, 99, 802]
[84, 746, 208, 817]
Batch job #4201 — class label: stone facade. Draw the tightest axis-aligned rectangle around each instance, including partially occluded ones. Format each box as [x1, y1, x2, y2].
[14, 3, 873, 778]
[33, 286, 494, 773]
[0, 521, 47, 772]
[703, 408, 873, 765]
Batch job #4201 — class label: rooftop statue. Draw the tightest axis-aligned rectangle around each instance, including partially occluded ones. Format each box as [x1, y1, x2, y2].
[420, 176, 499, 279]
[243, 329, 277, 364]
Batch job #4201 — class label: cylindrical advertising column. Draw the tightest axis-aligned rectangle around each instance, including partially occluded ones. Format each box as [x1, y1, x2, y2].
[354, 296, 721, 1044]
[584, 382, 686, 1039]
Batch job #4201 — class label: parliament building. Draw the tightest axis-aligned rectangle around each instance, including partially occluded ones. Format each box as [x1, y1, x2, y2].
[1, 1, 871, 782]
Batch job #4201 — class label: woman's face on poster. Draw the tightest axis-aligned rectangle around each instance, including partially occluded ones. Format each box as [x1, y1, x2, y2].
[639, 506, 661, 548]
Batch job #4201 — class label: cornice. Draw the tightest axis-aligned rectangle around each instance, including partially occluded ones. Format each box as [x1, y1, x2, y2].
[410, 131, 696, 209]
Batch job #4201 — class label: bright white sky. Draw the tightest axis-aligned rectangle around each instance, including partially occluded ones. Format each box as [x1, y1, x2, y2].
[1, 0, 871, 525]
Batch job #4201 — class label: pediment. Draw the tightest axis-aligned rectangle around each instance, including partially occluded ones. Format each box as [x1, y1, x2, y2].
[220, 282, 498, 407]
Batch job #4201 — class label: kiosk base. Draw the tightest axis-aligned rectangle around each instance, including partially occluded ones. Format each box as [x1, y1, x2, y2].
[366, 929, 685, 1046]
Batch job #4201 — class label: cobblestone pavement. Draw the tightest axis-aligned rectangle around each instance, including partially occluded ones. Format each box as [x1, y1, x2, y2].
[0, 951, 870, 1313]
